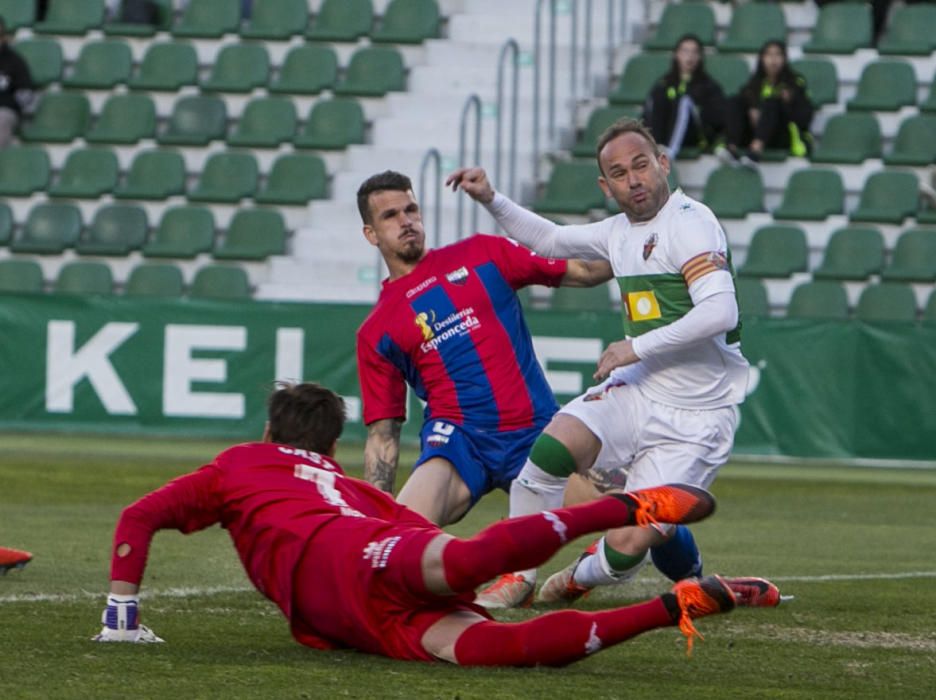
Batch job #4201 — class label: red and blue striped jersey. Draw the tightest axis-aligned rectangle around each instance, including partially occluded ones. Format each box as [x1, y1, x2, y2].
[357, 234, 568, 432]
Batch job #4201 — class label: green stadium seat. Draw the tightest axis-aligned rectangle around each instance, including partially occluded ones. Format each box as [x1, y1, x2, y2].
[16, 39, 62, 87]
[571, 106, 640, 158]
[143, 206, 216, 259]
[791, 58, 838, 107]
[213, 209, 287, 261]
[200, 43, 271, 93]
[19, 92, 90, 143]
[813, 227, 885, 281]
[124, 263, 185, 297]
[104, 0, 173, 36]
[172, 0, 241, 38]
[922, 80, 936, 114]
[810, 113, 881, 164]
[644, 3, 715, 50]
[548, 283, 612, 312]
[333, 47, 406, 97]
[786, 281, 849, 319]
[129, 42, 199, 91]
[294, 98, 366, 150]
[877, 4, 936, 56]
[608, 53, 670, 106]
[114, 149, 186, 200]
[532, 161, 604, 215]
[228, 97, 297, 148]
[34, 0, 105, 35]
[190, 264, 252, 300]
[11, 203, 82, 255]
[158, 95, 227, 146]
[881, 230, 936, 283]
[55, 261, 114, 296]
[371, 0, 440, 44]
[255, 154, 328, 205]
[706, 54, 751, 98]
[0, 259, 43, 294]
[856, 283, 917, 322]
[62, 40, 133, 89]
[269, 45, 338, 95]
[0, 0, 36, 30]
[738, 225, 807, 278]
[48, 148, 119, 199]
[802, 3, 872, 54]
[918, 199, 936, 225]
[773, 169, 844, 221]
[735, 277, 769, 317]
[849, 172, 919, 225]
[76, 205, 149, 256]
[883, 115, 936, 167]
[307, 0, 372, 42]
[701, 165, 764, 219]
[0, 202, 12, 245]
[0, 146, 50, 196]
[847, 60, 917, 112]
[86, 94, 157, 145]
[188, 152, 258, 203]
[241, 0, 308, 39]
[924, 290, 936, 324]
[719, 2, 786, 53]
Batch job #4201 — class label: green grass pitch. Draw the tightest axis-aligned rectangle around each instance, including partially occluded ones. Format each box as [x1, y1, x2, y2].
[2, 432, 936, 699]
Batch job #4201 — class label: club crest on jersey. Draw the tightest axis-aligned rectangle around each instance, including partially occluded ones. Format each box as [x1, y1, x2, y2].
[446, 266, 470, 285]
[642, 233, 659, 261]
[414, 310, 436, 341]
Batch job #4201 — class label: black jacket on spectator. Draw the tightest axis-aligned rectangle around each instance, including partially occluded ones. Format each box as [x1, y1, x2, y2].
[0, 43, 34, 116]
[644, 72, 726, 151]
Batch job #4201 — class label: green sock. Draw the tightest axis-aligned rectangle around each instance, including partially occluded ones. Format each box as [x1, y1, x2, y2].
[603, 539, 646, 574]
[529, 433, 577, 478]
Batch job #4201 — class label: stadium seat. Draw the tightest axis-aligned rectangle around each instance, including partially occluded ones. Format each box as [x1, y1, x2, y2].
[924, 291, 936, 324]
[773, 169, 844, 221]
[54, 261, 114, 296]
[19, 92, 91, 143]
[813, 227, 885, 281]
[849, 172, 919, 225]
[124, 263, 185, 297]
[228, 97, 297, 148]
[705, 54, 751, 98]
[143, 206, 216, 259]
[255, 154, 328, 205]
[75, 205, 149, 256]
[810, 113, 881, 164]
[188, 152, 259, 203]
[241, 0, 308, 39]
[738, 225, 808, 278]
[200, 43, 271, 93]
[918, 200, 936, 226]
[34, 0, 105, 35]
[735, 277, 769, 317]
[63, 40, 133, 89]
[294, 98, 366, 150]
[791, 58, 838, 107]
[881, 229, 936, 283]
[129, 42, 199, 91]
[0, 202, 11, 245]
[877, 3, 936, 56]
[172, 0, 241, 38]
[114, 149, 186, 200]
[190, 264, 252, 300]
[0, 0, 36, 30]
[306, 0, 372, 41]
[847, 61, 917, 112]
[643, 3, 715, 50]
[16, 38, 63, 87]
[571, 106, 639, 158]
[701, 166, 764, 219]
[158, 95, 228, 146]
[104, 0, 173, 36]
[532, 161, 604, 215]
[269, 45, 338, 95]
[333, 47, 406, 97]
[719, 2, 786, 53]
[608, 53, 670, 106]
[548, 282, 612, 312]
[0, 259, 43, 294]
[11, 202, 82, 255]
[86, 94, 158, 144]
[213, 209, 287, 261]
[371, 0, 440, 44]
[883, 115, 936, 167]
[786, 281, 849, 320]
[856, 283, 917, 322]
[48, 148, 119, 199]
[0, 146, 50, 196]
[802, 3, 872, 54]
[922, 81, 936, 114]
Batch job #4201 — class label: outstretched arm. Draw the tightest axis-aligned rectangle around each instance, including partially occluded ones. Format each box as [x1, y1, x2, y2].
[561, 259, 614, 287]
[364, 418, 403, 493]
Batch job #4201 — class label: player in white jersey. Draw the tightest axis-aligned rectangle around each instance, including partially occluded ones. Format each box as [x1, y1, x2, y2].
[446, 118, 757, 608]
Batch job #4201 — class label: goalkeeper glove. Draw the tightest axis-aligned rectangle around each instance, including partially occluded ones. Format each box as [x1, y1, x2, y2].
[92, 593, 164, 643]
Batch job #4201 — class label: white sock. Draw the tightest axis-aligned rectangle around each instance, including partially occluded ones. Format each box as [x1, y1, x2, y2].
[508, 461, 567, 582]
[572, 537, 649, 588]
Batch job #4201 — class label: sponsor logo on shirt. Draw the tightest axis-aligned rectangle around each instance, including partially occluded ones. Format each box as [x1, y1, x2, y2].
[405, 276, 438, 299]
[414, 310, 436, 341]
[362, 535, 402, 570]
[642, 232, 658, 261]
[419, 307, 480, 353]
[625, 290, 662, 322]
[445, 266, 470, 285]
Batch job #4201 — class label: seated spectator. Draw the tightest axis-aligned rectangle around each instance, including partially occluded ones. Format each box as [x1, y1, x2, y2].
[643, 34, 726, 159]
[0, 18, 35, 148]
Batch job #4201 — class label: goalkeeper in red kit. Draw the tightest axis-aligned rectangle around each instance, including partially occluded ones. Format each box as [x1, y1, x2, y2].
[92, 382, 741, 664]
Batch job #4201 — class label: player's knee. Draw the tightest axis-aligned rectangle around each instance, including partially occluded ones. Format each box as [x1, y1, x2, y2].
[529, 433, 578, 479]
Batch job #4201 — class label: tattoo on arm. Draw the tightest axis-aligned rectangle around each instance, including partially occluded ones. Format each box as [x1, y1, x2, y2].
[364, 419, 403, 493]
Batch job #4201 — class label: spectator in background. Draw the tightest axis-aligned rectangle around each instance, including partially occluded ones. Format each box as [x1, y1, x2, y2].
[643, 34, 726, 160]
[0, 18, 35, 148]
[720, 40, 812, 166]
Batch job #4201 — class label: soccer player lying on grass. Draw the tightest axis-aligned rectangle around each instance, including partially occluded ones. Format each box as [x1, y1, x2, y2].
[93, 382, 741, 664]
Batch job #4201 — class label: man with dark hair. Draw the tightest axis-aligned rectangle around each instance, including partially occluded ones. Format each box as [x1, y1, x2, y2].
[0, 17, 35, 148]
[91, 381, 743, 664]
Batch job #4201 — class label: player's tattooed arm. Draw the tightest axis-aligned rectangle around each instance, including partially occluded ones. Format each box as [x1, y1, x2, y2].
[364, 418, 403, 493]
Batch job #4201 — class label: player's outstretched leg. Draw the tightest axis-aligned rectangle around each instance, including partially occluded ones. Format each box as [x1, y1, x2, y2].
[0, 547, 32, 575]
